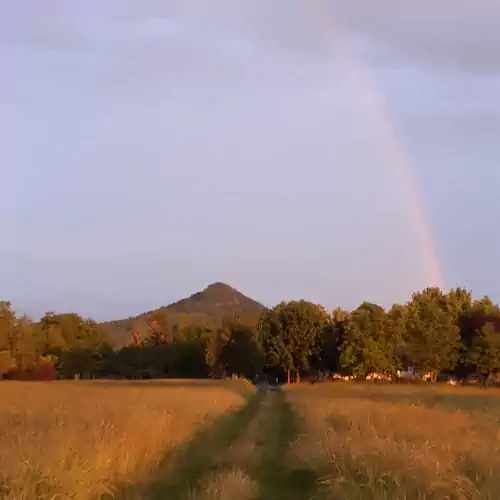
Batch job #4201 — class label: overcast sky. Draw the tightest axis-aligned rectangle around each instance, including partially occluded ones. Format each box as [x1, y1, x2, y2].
[2, 0, 499, 319]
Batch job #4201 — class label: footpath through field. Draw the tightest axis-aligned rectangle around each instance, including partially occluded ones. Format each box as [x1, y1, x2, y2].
[126, 387, 321, 500]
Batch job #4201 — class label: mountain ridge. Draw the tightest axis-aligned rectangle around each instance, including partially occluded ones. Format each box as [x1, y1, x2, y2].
[103, 282, 266, 345]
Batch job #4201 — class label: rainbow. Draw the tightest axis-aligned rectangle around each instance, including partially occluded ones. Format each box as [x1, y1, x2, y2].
[311, 1, 446, 289]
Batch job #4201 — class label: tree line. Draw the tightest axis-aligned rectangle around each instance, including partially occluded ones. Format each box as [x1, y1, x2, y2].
[1, 287, 500, 384]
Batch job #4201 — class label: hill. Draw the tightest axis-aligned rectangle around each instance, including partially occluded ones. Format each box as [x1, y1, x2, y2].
[103, 282, 266, 346]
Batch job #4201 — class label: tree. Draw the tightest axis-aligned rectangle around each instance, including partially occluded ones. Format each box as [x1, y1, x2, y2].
[40, 312, 60, 353]
[0, 302, 16, 377]
[219, 325, 264, 379]
[457, 298, 500, 381]
[12, 315, 38, 368]
[384, 303, 408, 370]
[0, 301, 15, 354]
[467, 322, 500, 385]
[170, 338, 208, 378]
[204, 325, 231, 377]
[340, 303, 397, 377]
[146, 311, 172, 346]
[446, 287, 473, 321]
[406, 289, 460, 379]
[260, 301, 330, 383]
[314, 307, 347, 375]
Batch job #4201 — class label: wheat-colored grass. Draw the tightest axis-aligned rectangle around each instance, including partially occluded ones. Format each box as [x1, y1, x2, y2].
[0, 379, 249, 500]
[286, 383, 500, 500]
[192, 469, 257, 500]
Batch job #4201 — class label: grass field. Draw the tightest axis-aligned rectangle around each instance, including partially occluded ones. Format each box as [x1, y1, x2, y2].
[0, 379, 252, 500]
[2, 380, 500, 500]
[286, 382, 500, 500]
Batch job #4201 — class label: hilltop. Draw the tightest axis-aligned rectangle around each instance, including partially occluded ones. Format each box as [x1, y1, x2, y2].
[104, 282, 265, 345]
[164, 282, 264, 317]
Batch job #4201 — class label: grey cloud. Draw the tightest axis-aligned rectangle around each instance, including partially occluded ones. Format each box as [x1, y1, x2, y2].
[330, 0, 500, 73]
[3, 0, 500, 75]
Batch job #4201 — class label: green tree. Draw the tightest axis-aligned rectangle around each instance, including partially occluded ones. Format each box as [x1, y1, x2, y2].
[219, 325, 264, 379]
[406, 288, 460, 379]
[340, 302, 398, 377]
[467, 322, 500, 385]
[457, 298, 500, 381]
[170, 338, 208, 378]
[204, 325, 231, 377]
[446, 287, 473, 321]
[314, 307, 347, 374]
[260, 301, 330, 383]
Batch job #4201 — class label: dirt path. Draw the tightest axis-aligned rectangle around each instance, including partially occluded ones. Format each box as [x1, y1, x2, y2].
[121, 389, 264, 500]
[121, 388, 322, 500]
[252, 390, 319, 500]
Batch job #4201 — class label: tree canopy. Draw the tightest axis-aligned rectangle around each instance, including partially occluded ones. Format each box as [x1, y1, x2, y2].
[1, 285, 500, 384]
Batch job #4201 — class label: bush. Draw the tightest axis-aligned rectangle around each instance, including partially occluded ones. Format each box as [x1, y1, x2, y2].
[4, 363, 58, 381]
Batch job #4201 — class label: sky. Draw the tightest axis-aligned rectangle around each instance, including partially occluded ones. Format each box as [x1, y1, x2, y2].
[2, 0, 499, 320]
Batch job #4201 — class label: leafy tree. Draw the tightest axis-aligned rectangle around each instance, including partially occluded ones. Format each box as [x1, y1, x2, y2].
[260, 301, 330, 383]
[40, 312, 61, 353]
[467, 322, 500, 385]
[219, 325, 264, 379]
[0, 301, 15, 355]
[0, 302, 17, 377]
[446, 287, 473, 321]
[312, 307, 346, 375]
[340, 303, 397, 377]
[12, 315, 38, 368]
[170, 338, 208, 377]
[406, 288, 460, 379]
[56, 346, 108, 379]
[457, 298, 500, 381]
[146, 311, 172, 346]
[204, 325, 231, 377]
[383, 303, 409, 371]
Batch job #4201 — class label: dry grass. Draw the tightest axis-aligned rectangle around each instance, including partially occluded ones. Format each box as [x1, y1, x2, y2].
[286, 383, 500, 500]
[0, 379, 250, 500]
[192, 469, 257, 500]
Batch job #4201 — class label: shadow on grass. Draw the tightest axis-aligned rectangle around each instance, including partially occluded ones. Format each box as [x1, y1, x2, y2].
[109, 389, 264, 500]
[254, 391, 320, 500]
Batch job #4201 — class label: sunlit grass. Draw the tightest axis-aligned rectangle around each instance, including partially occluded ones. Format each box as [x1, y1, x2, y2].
[0, 379, 250, 500]
[286, 382, 500, 499]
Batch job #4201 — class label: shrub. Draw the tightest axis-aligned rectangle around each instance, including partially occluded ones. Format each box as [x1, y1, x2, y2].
[4, 363, 57, 381]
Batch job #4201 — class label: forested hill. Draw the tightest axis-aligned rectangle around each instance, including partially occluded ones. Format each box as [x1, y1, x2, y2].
[104, 282, 266, 346]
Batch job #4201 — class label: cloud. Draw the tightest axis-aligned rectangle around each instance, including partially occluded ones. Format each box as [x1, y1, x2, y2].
[5, 0, 499, 81]
[329, 0, 500, 73]
[2, 0, 499, 317]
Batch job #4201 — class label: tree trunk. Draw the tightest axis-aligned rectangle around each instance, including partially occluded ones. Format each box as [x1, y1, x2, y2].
[287, 369, 291, 384]
[296, 371, 301, 383]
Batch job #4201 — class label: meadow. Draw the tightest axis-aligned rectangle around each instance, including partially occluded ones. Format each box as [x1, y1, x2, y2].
[286, 382, 500, 500]
[0, 379, 252, 500]
[3, 380, 500, 500]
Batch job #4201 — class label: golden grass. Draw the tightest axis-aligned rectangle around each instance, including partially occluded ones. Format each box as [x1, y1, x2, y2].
[286, 383, 500, 500]
[0, 379, 250, 500]
[193, 469, 257, 500]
